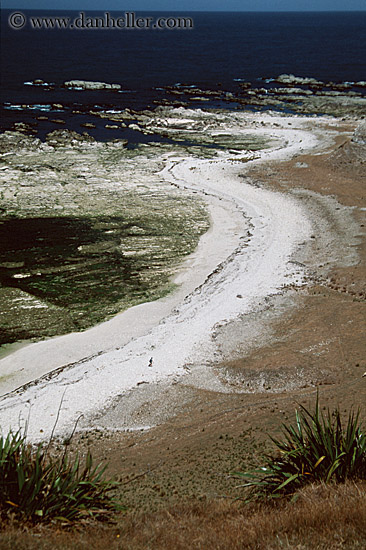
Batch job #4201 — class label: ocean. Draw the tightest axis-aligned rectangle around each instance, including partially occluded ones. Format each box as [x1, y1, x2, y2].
[1, 10, 366, 141]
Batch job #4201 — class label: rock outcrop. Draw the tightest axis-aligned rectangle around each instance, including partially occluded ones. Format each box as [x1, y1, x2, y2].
[275, 74, 324, 86]
[45, 129, 95, 147]
[0, 131, 42, 153]
[63, 80, 121, 91]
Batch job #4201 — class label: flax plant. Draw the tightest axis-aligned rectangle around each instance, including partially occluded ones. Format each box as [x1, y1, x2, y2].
[235, 396, 366, 499]
[0, 429, 120, 523]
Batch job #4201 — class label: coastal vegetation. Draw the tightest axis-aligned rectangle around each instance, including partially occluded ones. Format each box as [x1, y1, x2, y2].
[0, 429, 119, 524]
[0, 400, 365, 549]
[1, 482, 365, 549]
[234, 396, 366, 499]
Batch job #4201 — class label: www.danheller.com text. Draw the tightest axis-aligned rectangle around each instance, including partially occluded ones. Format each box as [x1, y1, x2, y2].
[8, 11, 194, 31]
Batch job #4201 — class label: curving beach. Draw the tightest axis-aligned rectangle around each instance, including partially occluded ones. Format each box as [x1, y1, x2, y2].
[0, 110, 357, 441]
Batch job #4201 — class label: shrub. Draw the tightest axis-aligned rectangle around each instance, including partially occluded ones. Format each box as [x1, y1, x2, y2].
[234, 396, 366, 499]
[0, 429, 120, 523]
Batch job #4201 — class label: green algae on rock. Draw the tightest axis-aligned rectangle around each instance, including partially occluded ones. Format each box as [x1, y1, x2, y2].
[0, 134, 209, 347]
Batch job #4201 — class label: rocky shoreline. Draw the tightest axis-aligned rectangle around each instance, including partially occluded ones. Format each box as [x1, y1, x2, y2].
[2, 74, 365, 145]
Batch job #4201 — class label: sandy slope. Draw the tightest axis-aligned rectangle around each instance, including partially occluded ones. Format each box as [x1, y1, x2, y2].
[0, 112, 337, 440]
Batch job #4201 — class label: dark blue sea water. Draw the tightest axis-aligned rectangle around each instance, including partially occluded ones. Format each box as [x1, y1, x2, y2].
[1, 10, 366, 141]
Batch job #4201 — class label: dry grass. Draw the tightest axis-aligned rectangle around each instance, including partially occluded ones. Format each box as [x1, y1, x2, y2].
[1, 481, 365, 549]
